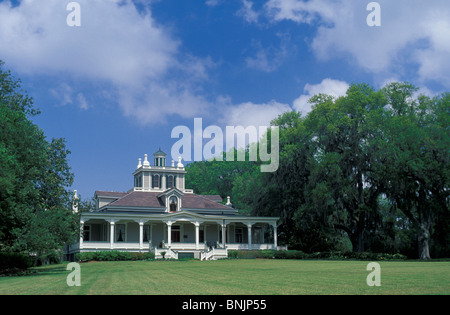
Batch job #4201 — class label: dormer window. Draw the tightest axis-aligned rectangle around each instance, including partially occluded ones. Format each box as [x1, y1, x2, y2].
[169, 196, 178, 212]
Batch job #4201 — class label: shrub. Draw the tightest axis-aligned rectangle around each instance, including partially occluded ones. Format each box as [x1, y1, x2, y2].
[76, 251, 155, 262]
[76, 252, 97, 262]
[0, 252, 35, 274]
[225, 250, 407, 261]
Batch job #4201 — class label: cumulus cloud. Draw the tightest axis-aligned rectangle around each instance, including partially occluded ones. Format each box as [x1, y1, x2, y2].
[264, 0, 450, 87]
[221, 100, 291, 128]
[0, 0, 178, 83]
[0, 0, 211, 123]
[293, 79, 349, 114]
[219, 79, 349, 129]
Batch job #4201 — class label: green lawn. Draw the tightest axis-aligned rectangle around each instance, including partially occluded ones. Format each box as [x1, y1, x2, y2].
[0, 259, 449, 295]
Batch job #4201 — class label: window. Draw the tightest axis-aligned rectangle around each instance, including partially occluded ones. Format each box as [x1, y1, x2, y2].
[167, 175, 172, 188]
[135, 174, 142, 188]
[152, 175, 160, 189]
[169, 196, 178, 212]
[116, 224, 125, 242]
[171, 225, 180, 242]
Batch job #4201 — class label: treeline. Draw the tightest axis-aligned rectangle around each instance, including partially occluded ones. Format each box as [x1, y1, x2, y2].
[186, 83, 450, 259]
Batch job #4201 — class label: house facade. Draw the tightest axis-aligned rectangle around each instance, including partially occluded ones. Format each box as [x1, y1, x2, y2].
[67, 149, 284, 260]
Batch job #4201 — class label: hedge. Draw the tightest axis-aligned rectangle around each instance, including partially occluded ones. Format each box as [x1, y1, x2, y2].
[76, 251, 155, 262]
[0, 252, 35, 274]
[76, 250, 407, 262]
[227, 250, 407, 261]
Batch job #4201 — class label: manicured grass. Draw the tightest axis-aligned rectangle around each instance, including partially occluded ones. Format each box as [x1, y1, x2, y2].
[0, 259, 449, 295]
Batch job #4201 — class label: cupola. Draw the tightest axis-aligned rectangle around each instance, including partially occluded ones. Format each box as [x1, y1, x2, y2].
[154, 148, 166, 167]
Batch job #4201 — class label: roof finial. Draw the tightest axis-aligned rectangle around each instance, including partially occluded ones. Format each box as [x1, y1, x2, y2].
[226, 196, 232, 206]
[177, 156, 184, 168]
[72, 190, 79, 213]
[143, 154, 150, 166]
[137, 158, 142, 169]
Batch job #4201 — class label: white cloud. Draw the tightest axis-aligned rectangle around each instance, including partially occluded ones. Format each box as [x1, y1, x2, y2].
[293, 79, 349, 114]
[0, 0, 178, 84]
[245, 34, 289, 73]
[414, 13, 450, 86]
[237, 0, 259, 24]
[264, 0, 450, 88]
[245, 47, 286, 73]
[76, 93, 89, 111]
[0, 0, 211, 123]
[219, 79, 348, 129]
[220, 100, 291, 128]
[265, 0, 338, 24]
[205, 0, 221, 7]
[49, 83, 89, 110]
[117, 82, 210, 125]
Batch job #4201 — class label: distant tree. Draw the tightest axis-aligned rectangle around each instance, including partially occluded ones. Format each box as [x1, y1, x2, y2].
[185, 149, 257, 200]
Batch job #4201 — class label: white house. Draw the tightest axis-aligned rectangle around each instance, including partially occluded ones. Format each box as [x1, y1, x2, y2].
[67, 149, 284, 260]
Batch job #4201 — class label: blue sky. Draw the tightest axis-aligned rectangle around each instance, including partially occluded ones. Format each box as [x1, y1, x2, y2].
[0, 0, 449, 199]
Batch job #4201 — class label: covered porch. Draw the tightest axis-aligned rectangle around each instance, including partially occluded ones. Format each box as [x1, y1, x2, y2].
[68, 211, 283, 256]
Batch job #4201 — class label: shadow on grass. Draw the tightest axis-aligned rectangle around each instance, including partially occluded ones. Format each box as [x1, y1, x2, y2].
[14, 265, 69, 278]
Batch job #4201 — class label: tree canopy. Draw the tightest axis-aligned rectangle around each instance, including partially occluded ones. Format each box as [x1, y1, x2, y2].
[0, 61, 78, 263]
[186, 82, 450, 259]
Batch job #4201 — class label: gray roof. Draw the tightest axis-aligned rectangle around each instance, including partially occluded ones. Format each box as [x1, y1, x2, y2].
[97, 191, 232, 211]
[153, 148, 167, 156]
[95, 191, 128, 198]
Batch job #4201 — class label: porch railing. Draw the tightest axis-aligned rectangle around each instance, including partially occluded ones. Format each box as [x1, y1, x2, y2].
[73, 241, 286, 253]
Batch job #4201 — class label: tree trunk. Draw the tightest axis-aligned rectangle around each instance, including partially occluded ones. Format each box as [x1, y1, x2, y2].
[417, 223, 431, 260]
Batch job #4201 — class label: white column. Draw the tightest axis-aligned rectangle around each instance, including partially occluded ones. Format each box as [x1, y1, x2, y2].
[272, 224, 278, 249]
[221, 223, 227, 246]
[79, 220, 84, 249]
[167, 221, 172, 248]
[150, 224, 153, 247]
[195, 222, 200, 250]
[110, 221, 115, 249]
[247, 223, 253, 249]
[139, 221, 144, 250]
